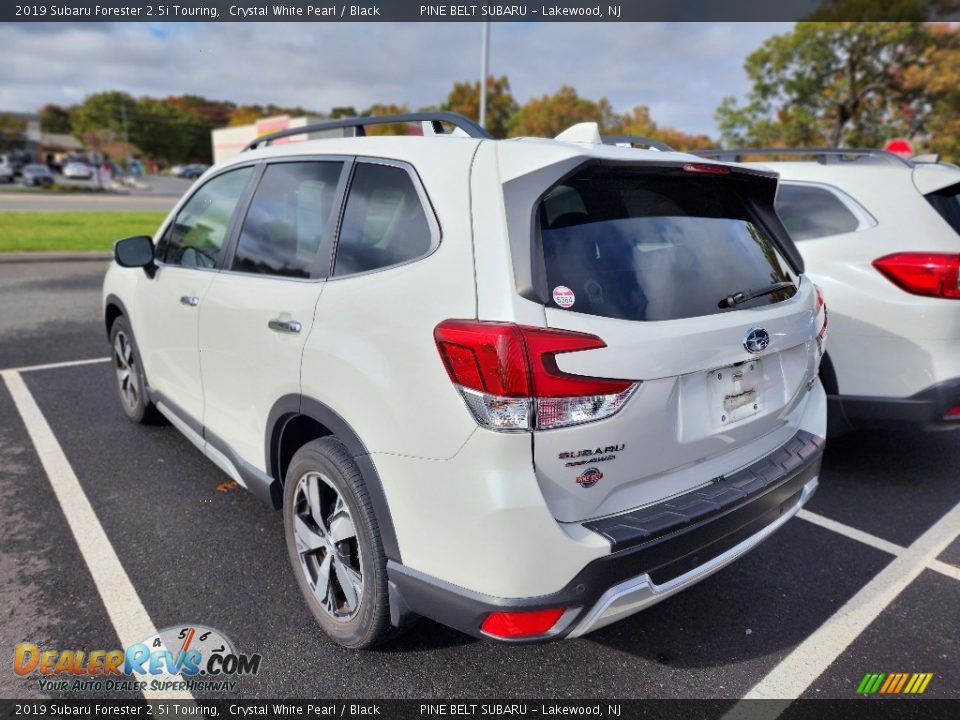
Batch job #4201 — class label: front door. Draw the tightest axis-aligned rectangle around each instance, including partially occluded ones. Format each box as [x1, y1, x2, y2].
[135, 165, 255, 424]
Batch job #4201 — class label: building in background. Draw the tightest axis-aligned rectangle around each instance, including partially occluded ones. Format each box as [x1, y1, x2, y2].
[212, 115, 343, 163]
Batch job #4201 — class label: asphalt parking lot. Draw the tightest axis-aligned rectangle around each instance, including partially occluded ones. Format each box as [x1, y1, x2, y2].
[0, 260, 958, 705]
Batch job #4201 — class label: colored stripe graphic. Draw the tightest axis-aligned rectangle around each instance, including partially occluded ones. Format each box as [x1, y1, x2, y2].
[857, 672, 932, 694]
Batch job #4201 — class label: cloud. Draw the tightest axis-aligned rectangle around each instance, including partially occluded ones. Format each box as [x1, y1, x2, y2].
[0, 21, 790, 135]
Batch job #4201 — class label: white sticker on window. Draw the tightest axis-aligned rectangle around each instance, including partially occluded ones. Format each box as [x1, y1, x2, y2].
[552, 285, 575, 309]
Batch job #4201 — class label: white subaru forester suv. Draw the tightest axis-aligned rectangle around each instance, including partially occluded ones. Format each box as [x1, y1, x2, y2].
[103, 113, 827, 648]
[697, 148, 960, 435]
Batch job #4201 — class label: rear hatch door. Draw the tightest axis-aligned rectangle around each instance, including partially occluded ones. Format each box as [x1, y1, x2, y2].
[531, 163, 821, 522]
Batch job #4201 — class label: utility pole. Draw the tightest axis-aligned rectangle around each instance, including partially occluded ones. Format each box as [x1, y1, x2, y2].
[479, 21, 490, 131]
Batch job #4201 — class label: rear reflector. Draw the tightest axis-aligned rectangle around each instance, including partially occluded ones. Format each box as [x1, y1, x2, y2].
[682, 163, 730, 175]
[480, 608, 565, 639]
[945, 406, 960, 419]
[872, 253, 960, 299]
[435, 320, 637, 431]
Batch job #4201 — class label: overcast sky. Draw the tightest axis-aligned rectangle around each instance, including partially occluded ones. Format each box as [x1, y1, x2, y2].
[0, 22, 791, 136]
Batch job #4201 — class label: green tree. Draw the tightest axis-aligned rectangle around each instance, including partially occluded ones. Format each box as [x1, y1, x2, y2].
[39, 104, 71, 134]
[507, 85, 619, 138]
[442, 75, 518, 138]
[716, 22, 935, 148]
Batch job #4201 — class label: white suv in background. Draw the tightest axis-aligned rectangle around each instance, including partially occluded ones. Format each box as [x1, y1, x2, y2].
[698, 148, 960, 434]
[103, 113, 827, 648]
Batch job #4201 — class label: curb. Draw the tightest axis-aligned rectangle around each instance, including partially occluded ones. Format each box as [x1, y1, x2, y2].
[0, 252, 112, 263]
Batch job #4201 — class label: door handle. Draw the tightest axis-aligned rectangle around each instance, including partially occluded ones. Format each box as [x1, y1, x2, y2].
[180, 295, 200, 307]
[268, 318, 302, 334]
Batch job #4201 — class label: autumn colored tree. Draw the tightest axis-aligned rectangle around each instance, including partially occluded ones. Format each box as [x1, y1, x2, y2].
[716, 22, 936, 148]
[901, 23, 960, 160]
[613, 105, 715, 151]
[361, 103, 411, 135]
[442, 75, 518, 138]
[507, 86, 619, 138]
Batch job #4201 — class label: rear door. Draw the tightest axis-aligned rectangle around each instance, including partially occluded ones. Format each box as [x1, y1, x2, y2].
[198, 159, 350, 471]
[530, 164, 821, 522]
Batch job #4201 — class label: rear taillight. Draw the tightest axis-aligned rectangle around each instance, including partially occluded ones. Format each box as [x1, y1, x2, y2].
[814, 284, 828, 356]
[872, 253, 960, 299]
[434, 320, 637, 431]
[480, 608, 565, 639]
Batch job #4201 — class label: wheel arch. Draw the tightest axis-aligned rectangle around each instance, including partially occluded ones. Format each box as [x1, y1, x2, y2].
[104, 293, 129, 338]
[266, 394, 402, 562]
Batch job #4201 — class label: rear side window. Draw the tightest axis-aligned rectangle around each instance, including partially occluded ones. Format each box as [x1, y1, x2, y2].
[925, 182, 960, 235]
[233, 161, 344, 278]
[775, 183, 867, 241]
[333, 163, 434, 276]
[539, 169, 796, 322]
[161, 166, 253, 269]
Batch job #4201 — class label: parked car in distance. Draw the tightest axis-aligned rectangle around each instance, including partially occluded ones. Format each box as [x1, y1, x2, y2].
[697, 148, 960, 434]
[179, 164, 209, 179]
[104, 113, 827, 648]
[20, 164, 54, 187]
[0, 164, 13, 183]
[63, 161, 94, 180]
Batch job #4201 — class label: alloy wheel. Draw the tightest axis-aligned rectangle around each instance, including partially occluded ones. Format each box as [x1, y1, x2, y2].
[292, 472, 364, 622]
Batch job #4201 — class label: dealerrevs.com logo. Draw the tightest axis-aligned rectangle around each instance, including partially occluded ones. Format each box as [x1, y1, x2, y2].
[14, 624, 261, 694]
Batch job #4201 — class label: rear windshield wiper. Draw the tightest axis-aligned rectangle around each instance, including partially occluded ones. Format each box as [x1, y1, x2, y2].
[718, 281, 795, 309]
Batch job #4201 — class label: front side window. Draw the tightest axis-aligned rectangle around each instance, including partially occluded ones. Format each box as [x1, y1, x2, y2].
[333, 163, 434, 276]
[161, 167, 253, 268]
[539, 168, 796, 322]
[233, 161, 344, 278]
[775, 183, 870, 241]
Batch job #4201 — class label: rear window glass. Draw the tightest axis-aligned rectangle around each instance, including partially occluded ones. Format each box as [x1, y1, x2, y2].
[539, 170, 796, 322]
[775, 183, 862, 241]
[926, 182, 960, 236]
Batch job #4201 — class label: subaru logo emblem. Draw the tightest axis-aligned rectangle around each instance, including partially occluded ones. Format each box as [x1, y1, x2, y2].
[743, 327, 770, 354]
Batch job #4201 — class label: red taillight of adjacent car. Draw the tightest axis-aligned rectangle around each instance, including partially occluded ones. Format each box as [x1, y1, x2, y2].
[434, 320, 637, 431]
[872, 253, 960, 299]
[480, 608, 566, 639]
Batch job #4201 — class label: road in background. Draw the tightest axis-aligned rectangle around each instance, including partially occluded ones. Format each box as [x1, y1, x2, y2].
[0, 175, 191, 212]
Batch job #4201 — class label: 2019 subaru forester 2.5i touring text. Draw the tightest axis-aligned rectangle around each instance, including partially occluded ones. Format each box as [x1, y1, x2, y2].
[103, 113, 827, 648]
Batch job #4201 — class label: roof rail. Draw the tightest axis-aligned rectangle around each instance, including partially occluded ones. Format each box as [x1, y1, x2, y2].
[692, 147, 910, 167]
[602, 135, 674, 152]
[243, 112, 492, 151]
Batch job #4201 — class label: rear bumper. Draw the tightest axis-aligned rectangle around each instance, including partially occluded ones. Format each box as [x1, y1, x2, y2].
[387, 429, 824, 641]
[832, 377, 960, 432]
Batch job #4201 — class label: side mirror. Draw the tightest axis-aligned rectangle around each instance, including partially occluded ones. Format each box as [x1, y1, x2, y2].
[114, 236, 155, 275]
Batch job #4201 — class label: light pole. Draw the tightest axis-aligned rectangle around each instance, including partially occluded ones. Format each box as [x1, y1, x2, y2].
[479, 22, 490, 131]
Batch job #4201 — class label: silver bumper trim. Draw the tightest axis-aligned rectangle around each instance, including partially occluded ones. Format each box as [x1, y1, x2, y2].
[567, 476, 819, 638]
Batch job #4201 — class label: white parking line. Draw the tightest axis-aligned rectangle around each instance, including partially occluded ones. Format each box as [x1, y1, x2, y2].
[3, 356, 110, 375]
[725, 498, 960, 710]
[1, 369, 193, 701]
[798, 509, 960, 582]
[797, 509, 906, 556]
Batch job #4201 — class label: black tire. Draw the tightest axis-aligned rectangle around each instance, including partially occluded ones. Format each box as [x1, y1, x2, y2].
[109, 316, 161, 424]
[283, 437, 394, 649]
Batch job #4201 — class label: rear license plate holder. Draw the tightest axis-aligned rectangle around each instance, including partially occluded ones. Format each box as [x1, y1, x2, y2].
[710, 360, 762, 425]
